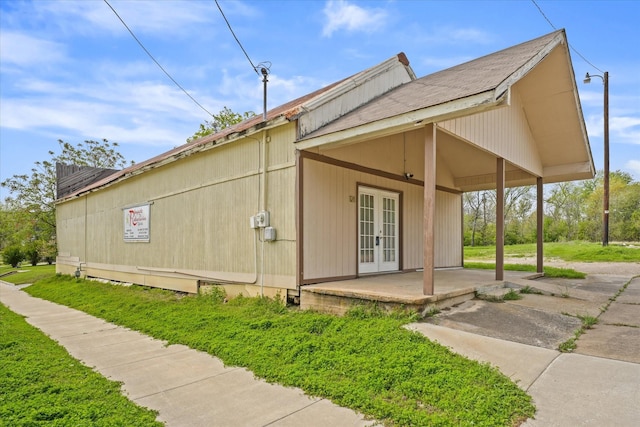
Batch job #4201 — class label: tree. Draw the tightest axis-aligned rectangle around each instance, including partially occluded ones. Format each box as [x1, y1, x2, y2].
[187, 107, 255, 143]
[463, 171, 640, 246]
[2, 245, 23, 268]
[1, 139, 130, 257]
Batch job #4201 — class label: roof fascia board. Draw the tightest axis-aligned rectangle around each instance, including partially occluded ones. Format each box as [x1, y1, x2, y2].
[560, 35, 596, 178]
[495, 31, 565, 99]
[295, 89, 506, 151]
[543, 161, 593, 177]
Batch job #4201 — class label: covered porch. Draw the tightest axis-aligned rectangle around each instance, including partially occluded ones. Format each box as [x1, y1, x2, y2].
[300, 268, 538, 316]
[296, 30, 593, 302]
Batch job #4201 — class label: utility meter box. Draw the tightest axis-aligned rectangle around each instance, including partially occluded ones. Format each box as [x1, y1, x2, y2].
[250, 211, 270, 229]
[254, 211, 270, 228]
[264, 227, 276, 242]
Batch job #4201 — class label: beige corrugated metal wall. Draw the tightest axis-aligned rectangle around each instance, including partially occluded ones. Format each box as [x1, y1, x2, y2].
[302, 129, 462, 282]
[434, 191, 463, 267]
[438, 87, 542, 176]
[56, 123, 298, 293]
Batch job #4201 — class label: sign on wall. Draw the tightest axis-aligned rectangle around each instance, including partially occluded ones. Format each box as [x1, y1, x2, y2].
[123, 204, 150, 242]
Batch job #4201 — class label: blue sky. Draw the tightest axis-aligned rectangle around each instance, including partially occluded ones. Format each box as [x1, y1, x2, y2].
[1, 0, 638, 200]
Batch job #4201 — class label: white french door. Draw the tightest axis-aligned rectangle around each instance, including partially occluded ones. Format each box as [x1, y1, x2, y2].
[358, 187, 399, 274]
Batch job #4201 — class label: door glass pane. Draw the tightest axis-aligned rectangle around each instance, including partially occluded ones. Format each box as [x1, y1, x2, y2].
[382, 197, 396, 262]
[359, 193, 374, 263]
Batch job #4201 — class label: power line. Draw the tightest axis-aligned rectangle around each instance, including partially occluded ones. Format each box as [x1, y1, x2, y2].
[214, 0, 260, 75]
[103, 0, 213, 117]
[531, 0, 556, 30]
[530, 0, 604, 74]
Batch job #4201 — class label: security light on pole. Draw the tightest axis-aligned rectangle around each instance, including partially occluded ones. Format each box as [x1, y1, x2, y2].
[584, 71, 609, 247]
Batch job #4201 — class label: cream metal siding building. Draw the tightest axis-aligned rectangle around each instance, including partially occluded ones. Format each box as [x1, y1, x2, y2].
[56, 30, 594, 298]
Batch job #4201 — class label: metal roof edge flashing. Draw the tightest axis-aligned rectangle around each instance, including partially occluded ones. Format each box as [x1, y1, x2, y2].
[301, 53, 416, 113]
[56, 116, 290, 203]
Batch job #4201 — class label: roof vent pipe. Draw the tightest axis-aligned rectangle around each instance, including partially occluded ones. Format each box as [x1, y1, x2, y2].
[261, 66, 269, 121]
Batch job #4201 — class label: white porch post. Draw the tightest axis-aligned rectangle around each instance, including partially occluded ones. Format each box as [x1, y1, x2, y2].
[496, 157, 505, 281]
[423, 124, 436, 295]
[537, 177, 544, 274]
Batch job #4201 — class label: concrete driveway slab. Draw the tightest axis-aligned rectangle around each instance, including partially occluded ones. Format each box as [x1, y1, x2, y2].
[507, 293, 603, 317]
[575, 324, 640, 364]
[424, 299, 581, 349]
[599, 302, 640, 326]
[616, 277, 640, 304]
[523, 353, 640, 426]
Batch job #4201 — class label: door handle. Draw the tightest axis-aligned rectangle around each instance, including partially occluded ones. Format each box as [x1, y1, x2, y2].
[375, 236, 380, 246]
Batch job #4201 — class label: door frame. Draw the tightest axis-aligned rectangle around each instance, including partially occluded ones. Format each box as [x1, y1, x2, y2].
[356, 183, 403, 276]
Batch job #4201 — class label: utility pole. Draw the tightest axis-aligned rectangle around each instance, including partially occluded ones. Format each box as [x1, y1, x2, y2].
[584, 71, 609, 246]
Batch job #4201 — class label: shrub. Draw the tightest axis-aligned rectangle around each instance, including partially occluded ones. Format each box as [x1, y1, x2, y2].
[25, 244, 40, 266]
[2, 245, 24, 268]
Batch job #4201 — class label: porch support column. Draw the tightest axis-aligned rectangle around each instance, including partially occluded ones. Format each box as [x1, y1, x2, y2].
[536, 177, 544, 274]
[496, 157, 505, 281]
[423, 124, 436, 295]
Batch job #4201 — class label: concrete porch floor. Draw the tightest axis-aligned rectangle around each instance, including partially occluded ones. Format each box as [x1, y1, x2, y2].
[300, 268, 538, 316]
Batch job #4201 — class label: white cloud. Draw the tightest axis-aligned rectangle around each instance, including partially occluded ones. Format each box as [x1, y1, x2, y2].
[447, 28, 494, 44]
[0, 73, 212, 148]
[39, 0, 214, 37]
[625, 159, 640, 178]
[611, 116, 640, 144]
[217, 69, 326, 116]
[0, 32, 66, 67]
[585, 114, 640, 145]
[403, 23, 494, 47]
[322, 0, 387, 37]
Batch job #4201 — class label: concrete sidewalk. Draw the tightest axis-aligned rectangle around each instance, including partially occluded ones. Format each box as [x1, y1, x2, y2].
[0, 282, 371, 427]
[409, 275, 640, 426]
[408, 323, 640, 426]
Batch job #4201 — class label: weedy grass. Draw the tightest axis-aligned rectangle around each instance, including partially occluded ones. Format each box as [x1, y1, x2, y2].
[25, 276, 535, 426]
[463, 262, 586, 279]
[0, 303, 161, 426]
[519, 285, 543, 295]
[464, 241, 640, 263]
[0, 264, 56, 284]
[558, 314, 600, 353]
[502, 289, 523, 301]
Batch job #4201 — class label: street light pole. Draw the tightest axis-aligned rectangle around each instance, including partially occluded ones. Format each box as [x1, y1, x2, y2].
[584, 71, 610, 247]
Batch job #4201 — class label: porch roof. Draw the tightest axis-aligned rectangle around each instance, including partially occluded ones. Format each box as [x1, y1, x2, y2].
[297, 29, 594, 186]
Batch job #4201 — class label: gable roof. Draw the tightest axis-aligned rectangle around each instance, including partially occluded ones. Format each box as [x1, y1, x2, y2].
[298, 30, 569, 144]
[296, 29, 594, 186]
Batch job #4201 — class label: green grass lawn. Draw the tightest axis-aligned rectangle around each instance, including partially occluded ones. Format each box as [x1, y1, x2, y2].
[24, 276, 535, 426]
[0, 302, 162, 426]
[464, 241, 640, 262]
[463, 262, 586, 279]
[0, 264, 56, 285]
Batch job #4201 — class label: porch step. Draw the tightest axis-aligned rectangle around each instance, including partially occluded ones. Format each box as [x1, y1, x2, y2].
[300, 286, 477, 318]
[475, 285, 518, 300]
